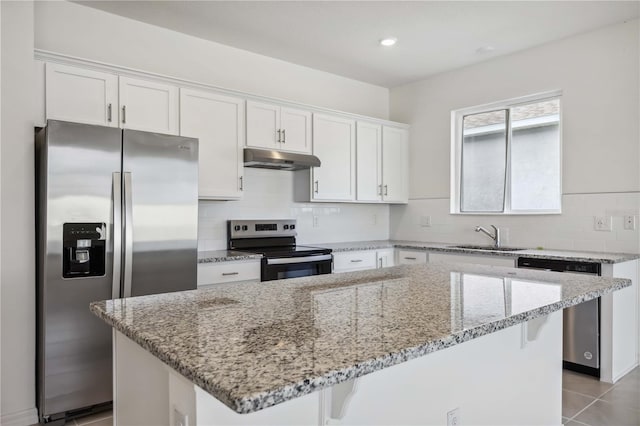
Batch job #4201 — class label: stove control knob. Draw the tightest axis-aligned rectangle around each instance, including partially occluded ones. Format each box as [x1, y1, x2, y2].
[290, 224, 296, 230]
[283, 225, 289, 230]
[242, 225, 248, 231]
[234, 225, 241, 231]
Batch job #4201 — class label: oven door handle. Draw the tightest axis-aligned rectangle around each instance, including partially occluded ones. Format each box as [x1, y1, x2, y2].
[266, 254, 333, 265]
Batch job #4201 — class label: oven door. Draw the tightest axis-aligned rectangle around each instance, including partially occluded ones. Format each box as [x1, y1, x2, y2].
[262, 254, 333, 281]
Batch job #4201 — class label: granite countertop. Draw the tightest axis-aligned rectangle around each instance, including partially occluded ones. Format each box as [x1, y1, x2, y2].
[90, 263, 630, 414]
[319, 240, 640, 264]
[198, 250, 262, 263]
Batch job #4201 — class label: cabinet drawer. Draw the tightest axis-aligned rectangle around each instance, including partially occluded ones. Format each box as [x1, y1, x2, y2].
[197, 261, 261, 286]
[398, 250, 427, 265]
[333, 251, 377, 272]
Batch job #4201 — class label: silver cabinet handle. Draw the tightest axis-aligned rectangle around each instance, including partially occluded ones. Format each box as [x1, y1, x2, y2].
[112, 172, 122, 299]
[314, 180, 319, 194]
[277, 129, 282, 143]
[122, 105, 127, 124]
[378, 184, 382, 196]
[350, 259, 363, 263]
[122, 172, 133, 297]
[282, 129, 286, 143]
[222, 272, 239, 276]
[379, 258, 383, 268]
[404, 256, 417, 260]
[239, 176, 243, 191]
[384, 184, 388, 196]
[107, 103, 112, 123]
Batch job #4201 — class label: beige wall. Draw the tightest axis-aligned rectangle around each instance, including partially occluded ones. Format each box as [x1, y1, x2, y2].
[389, 20, 640, 253]
[391, 19, 639, 198]
[34, 1, 389, 119]
[1, 1, 37, 424]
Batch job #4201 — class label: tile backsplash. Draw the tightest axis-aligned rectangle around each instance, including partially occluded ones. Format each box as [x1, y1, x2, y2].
[198, 168, 390, 251]
[390, 193, 640, 253]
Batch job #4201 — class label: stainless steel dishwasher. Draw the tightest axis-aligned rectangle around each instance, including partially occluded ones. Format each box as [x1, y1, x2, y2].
[517, 257, 601, 377]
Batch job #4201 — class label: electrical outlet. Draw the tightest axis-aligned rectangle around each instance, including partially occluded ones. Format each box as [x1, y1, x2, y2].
[594, 216, 612, 232]
[313, 216, 319, 228]
[174, 408, 188, 426]
[624, 215, 636, 230]
[447, 408, 460, 426]
[420, 215, 431, 227]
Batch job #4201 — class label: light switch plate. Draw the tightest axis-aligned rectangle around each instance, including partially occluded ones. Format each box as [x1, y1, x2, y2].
[420, 215, 431, 227]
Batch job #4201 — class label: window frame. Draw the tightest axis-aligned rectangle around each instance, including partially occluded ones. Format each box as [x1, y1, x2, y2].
[450, 90, 563, 215]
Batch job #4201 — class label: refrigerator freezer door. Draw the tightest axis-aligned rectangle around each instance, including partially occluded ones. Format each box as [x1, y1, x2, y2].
[122, 130, 198, 296]
[37, 121, 121, 418]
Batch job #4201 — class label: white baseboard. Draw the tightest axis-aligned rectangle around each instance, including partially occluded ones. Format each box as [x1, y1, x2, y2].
[612, 361, 640, 384]
[0, 407, 39, 426]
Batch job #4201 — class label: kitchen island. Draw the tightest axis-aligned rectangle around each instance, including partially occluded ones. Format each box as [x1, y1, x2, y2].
[91, 263, 631, 425]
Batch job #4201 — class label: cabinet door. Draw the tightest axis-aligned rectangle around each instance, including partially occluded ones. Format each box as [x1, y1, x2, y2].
[356, 122, 382, 202]
[119, 76, 178, 135]
[382, 126, 409, 203]
[180, 89, 244, 200]
[246, 101, 280, 149]
[311, 114, 356, 201]
[45, 62, 118, 127]
[377, 248, 395, 268]
[280, 107, 312, 153]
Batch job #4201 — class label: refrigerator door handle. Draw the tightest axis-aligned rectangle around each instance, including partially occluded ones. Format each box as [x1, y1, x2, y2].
[112, 172, 122, 299]
[123, 172, 133, 298]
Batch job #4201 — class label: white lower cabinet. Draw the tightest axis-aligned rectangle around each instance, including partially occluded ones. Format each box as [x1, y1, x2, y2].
[333, 251, 378, 273]
[397, 250, 428, 265]
[428, 252, 516, 267]
[377, 248, 395, 268]
[197, 261, 261, 286]
[333, 248, 397, 273]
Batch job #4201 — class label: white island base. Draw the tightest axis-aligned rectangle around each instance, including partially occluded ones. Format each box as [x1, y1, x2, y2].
[113, 310, 562, 426]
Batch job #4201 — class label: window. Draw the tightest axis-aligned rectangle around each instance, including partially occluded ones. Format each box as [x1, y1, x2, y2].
[451, 92, 561, 214]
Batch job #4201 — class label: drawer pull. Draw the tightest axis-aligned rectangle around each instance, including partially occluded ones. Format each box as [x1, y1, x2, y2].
[404, 257, 417, 260]
[222, 272, 239, 276]
[350, 259, 363, 263]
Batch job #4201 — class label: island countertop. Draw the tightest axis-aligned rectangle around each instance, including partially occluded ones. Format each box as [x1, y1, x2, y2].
[90, 263, 630, 414]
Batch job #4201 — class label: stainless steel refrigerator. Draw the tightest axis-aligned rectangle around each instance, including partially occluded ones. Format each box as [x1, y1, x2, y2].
[36, 120, 198, 423]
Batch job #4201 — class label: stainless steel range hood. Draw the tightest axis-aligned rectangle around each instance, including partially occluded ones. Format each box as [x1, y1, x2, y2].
[244, 148, 321, 171]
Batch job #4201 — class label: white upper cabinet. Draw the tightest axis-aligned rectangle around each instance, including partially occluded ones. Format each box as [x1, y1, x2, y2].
[246, 101, 279, 149]
[246, 101, 312, 153]
[119, 76, 178, 135]
[311, 113, 356, 201]
[279, 107, 312, 153]
[356, 122, 382, 202]
[381, 126, 409, 203]
[355, 123, 408, 204]
[180, 88, 245, 200]
[45, 62, 118, 127]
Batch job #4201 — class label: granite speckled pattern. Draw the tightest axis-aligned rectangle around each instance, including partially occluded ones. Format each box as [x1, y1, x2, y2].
[319, 240, 639, 264]
[198, 249, 262, 263]
[91, 263, 630, 415]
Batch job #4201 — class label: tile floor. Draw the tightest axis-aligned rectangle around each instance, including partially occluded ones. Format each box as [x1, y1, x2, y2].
[563, 367, 640, 426]
[67, 410, 113, 426]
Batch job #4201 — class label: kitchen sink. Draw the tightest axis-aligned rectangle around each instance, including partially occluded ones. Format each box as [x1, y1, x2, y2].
[451, 245, 528, 252]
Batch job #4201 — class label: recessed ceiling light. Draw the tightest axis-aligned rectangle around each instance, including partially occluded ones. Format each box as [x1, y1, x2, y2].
[476, 46, 496, 54]
[380, 37, 397, 47]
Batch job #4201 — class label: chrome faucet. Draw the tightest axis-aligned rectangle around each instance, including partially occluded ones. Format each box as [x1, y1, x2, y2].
[475, 225, 501, 248]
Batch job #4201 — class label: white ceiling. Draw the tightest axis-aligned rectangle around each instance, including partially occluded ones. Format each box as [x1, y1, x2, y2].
[76, 1, 639, 88]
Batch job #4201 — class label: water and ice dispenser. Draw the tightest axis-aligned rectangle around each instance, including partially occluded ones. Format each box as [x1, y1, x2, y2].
[62, 223, 106, 278]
